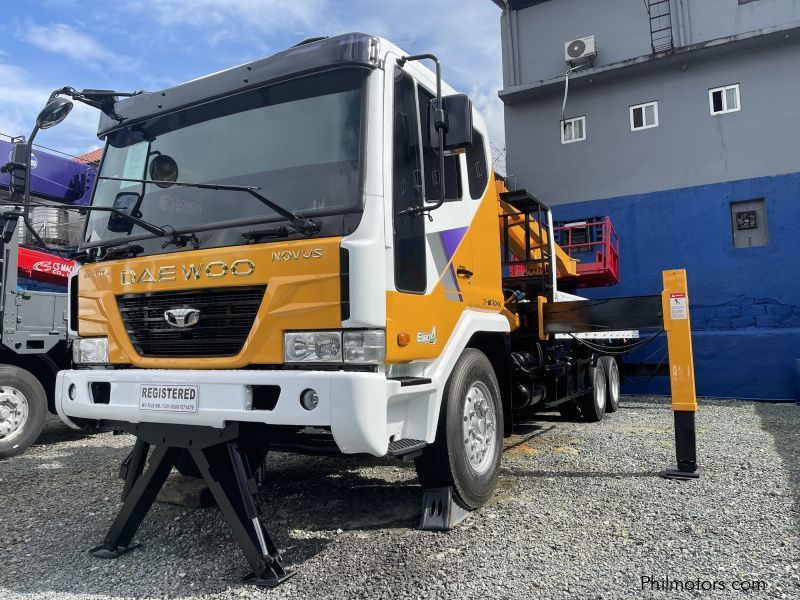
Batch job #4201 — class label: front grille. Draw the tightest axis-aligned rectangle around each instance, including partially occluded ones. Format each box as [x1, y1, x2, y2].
[117, 286, 266, 357]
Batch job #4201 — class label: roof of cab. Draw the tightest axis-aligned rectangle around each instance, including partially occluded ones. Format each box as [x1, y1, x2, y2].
[97, 33, 382, 137]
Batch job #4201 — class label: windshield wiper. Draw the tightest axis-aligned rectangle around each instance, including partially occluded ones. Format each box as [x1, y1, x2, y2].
[0, 202, 171, 242]
[241, 226, 290, 242]
[98, 176, 321, 236]
[103, 243, 144, 259]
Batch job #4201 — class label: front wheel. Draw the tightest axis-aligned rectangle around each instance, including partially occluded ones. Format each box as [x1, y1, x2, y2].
[0, 365, 48, 459]
[414, 349, 503, 509]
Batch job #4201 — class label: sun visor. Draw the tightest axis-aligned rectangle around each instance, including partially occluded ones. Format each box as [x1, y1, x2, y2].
[97, 33, 380, 137]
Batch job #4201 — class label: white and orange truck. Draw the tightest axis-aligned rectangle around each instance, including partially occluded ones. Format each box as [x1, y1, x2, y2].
[18, 34, 697, 586]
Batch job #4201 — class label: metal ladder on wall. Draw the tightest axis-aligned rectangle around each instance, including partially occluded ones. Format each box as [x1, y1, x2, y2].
[647, 0, 674, 54]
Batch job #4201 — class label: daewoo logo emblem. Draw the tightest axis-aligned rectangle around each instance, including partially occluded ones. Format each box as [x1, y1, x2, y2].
[164, 308, 201, 329]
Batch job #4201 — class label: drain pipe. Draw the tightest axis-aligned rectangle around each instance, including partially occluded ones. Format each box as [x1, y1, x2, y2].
[673, 0, 686, 47]
[679, 0, 691, 46]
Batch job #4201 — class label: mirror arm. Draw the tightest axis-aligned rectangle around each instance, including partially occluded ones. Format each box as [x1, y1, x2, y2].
[20, 124, 53, 251]
[396, 53, 447, 218]
[49, 87, 143, 123]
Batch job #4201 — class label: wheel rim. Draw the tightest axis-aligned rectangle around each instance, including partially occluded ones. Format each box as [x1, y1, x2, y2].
[0, 386, 29, 442]
[608, 362, 620, 404]
[462, 381, 497, 475]
[594, 371, 606, 412]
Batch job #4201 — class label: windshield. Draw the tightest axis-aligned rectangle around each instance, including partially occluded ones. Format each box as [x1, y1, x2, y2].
[85, 67, 368, 247]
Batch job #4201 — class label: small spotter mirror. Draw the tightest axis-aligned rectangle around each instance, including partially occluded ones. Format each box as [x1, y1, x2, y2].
[107, 192, 141, 233]
[36, 97, 73, 129]
[149, 154, 178, 188]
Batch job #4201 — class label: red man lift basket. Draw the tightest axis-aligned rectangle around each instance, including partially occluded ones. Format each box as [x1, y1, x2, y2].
[554, 217, 620, 287]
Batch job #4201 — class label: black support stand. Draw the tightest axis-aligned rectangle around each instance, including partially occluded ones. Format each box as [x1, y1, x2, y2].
[91, 424, 295, 587]
[661, 410, 700, 480]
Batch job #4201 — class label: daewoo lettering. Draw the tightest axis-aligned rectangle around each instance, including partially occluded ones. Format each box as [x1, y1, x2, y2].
[120, 259, 255, 285]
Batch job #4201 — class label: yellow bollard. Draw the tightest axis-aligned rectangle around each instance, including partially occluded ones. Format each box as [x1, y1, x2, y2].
[660, 269, 700, 479]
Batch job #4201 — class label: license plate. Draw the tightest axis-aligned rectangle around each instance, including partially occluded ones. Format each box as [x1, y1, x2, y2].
[139, 385, 198, 413]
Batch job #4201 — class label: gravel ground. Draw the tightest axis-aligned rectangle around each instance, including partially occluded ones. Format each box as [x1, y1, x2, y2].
[1, 397, 798, 599]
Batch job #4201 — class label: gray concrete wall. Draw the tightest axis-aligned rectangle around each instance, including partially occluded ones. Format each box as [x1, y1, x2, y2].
[503, 37, 800, 204]
[500, 0, 800, 89]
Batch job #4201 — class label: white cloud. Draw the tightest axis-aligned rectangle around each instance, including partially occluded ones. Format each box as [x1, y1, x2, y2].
[18, 20, 141, 73]
[132, 0, 329, 44]
[0, 62, 101, 156]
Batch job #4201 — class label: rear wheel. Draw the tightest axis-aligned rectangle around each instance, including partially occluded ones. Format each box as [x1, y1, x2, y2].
[0, 366, 47, 459]
[577, 366, 607, 422]
[415, 349, 503, 509]
[598, 356, 620, 413]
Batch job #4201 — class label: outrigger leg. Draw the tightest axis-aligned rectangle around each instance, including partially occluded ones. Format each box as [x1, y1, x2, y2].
[91, 424, 295, 587]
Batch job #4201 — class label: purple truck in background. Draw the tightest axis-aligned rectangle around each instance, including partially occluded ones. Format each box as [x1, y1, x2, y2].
[0, 138, 95, 206]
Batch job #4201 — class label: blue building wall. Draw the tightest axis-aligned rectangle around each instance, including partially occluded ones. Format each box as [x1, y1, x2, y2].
[553, 172, 800, 401]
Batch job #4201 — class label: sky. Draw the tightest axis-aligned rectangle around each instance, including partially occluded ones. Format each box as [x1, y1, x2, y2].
[0, 0, 506, 160]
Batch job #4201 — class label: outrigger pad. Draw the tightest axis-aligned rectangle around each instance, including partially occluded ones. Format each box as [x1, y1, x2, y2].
[661, 466, 701, 480]
[418, 486, 471, 531]
[90, 542, 142, 559]
[243, 569, 298, 588]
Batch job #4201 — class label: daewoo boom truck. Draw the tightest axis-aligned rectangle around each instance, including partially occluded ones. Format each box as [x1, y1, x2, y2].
[22, 34, 697, 586]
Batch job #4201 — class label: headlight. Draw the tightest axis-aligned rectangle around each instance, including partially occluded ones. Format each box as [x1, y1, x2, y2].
[343, 330, 385, 364]
[284, 331, 342, 363]
[73, 337, 109, 365]
[284, 330, 386, 364]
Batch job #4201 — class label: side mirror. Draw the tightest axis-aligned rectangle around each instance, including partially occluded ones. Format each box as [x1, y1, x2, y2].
[1, 215, 18, 244]
[9, 142, 30, 193]
[108, 192, 141, 233]
[36, 97, 73, 130]
[428, 94, 473, 153]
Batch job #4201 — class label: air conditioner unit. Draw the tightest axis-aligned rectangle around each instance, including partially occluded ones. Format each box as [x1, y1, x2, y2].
[565, 36, 597, 65]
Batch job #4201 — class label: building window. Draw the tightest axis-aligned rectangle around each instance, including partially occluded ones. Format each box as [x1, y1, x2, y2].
[561, 116, 586, 144]
[730, 199, 767, 248]
[709, 84, 741, 115]
[630, 101, 659, 131]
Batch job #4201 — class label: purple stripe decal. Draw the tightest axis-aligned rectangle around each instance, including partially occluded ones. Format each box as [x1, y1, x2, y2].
[439, 227, 468, 262]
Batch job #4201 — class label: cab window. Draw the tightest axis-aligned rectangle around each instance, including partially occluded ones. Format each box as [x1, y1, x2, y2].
[466, 129, 489, 199]
[392, 68, 426, 293]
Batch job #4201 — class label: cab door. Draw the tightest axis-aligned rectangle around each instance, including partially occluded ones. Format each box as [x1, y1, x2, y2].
[385, 58, 477, 363]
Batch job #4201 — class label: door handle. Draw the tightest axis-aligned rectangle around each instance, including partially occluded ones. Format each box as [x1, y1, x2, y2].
[456, 266, 473, 279]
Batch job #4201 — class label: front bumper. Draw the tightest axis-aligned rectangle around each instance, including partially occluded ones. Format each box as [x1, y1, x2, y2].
[55, 368, 421, 456]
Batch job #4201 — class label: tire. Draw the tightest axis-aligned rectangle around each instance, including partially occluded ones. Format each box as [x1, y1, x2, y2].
[577, 366, 607, 422]
[0, 365, 48, 459]
[598, 356, 620, 413]
[174, 445, 268, 479]
[414, 349, 503, 509]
